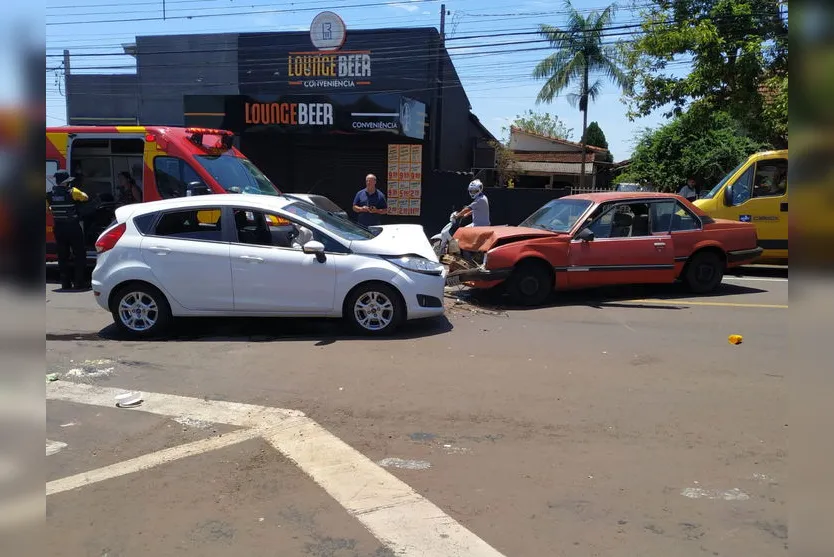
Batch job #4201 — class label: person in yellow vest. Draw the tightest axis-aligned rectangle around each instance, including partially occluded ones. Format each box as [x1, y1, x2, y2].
[46, 171, 90, 290]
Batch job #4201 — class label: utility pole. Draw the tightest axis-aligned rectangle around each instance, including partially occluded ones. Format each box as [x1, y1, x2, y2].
[63, 49, 71, 124]
[433, 4, 446, 171]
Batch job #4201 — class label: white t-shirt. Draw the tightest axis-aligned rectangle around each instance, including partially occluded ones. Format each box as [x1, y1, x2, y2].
[679, 185, 697, 199]
[467, 194, 490, 226]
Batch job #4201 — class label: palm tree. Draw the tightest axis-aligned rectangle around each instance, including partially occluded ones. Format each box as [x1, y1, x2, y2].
[533, 0, 631, 189]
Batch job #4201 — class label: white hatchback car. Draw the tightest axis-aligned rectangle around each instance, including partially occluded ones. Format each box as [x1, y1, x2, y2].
[91, 194, 446, 338]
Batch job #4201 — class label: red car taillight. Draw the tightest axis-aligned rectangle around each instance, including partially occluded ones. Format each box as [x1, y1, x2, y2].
[95, 223, 127, 253]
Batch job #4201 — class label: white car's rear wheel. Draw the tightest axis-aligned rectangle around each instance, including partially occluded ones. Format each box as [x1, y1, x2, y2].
[345, 283, 403, 335]
[111, 283, 172, 339]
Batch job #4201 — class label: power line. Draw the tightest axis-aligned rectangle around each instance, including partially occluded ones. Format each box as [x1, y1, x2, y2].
[45, 9, 777, 58]
[47, 0, 442, 26]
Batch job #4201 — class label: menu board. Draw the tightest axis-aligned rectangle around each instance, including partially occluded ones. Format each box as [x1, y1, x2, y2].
[386, 144, 422, 216]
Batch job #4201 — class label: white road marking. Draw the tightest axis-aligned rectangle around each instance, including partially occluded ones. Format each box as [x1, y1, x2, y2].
[46, 440, 67, 456]
[47, 428, 260, 496]
[47, 381, 507, 557]
[47, 381, 302, 428]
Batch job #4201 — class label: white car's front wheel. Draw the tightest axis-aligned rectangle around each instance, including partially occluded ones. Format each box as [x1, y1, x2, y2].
[345, 283, 403, 335]
[110, 283, 172, 339]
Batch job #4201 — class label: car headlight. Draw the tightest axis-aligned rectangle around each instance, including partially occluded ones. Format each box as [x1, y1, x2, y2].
[384, 255, 445, 276]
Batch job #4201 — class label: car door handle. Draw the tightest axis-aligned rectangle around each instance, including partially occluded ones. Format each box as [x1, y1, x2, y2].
[148, 246, 171, 255]
[653, 242, 666, 247]
[239, 255, 264, 263]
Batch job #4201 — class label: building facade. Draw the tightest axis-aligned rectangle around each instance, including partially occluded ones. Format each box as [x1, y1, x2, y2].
[66, 14, 496, 219]
[507, 127, 613, 190]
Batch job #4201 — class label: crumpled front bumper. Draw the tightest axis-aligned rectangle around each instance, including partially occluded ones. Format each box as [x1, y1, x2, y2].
[444, 254, 512, 285]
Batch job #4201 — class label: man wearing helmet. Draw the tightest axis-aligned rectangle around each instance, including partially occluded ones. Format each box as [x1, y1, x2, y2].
[454, 179, 490, 227]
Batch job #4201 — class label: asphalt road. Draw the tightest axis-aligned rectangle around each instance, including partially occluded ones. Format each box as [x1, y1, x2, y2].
[43, 266, 788, 557]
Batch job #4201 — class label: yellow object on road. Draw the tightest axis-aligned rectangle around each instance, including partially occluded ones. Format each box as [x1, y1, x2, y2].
[728, 334, 743, 345]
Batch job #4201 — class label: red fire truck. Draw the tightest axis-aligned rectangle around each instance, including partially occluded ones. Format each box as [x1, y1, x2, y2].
[46, 126, 282, 263]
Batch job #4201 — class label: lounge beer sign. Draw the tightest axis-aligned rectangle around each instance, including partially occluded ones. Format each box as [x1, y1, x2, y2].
[288, 12, 372, 89]
[184, 93, 426, 137]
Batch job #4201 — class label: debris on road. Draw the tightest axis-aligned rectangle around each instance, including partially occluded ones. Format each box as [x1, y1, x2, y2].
[66, 359, 117, 379]
[173, 417, 212, 430]
[377, 457, 431, 470]
[728, 334, 743, 345]
[115, 392, 143, 408]
[46, 440, 67, 456]
[680, 486, 750, 501]
[46, 373, 59, 382]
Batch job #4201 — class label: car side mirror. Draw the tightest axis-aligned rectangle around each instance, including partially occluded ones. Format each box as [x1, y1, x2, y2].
[577, 228, 594, 242]
[302, 240, 326, 262]
[187, 181, 210, 196]
[724, 185, 733, 206]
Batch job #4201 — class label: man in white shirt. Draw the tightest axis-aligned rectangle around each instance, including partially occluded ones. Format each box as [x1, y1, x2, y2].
[678, 177, 698, 201]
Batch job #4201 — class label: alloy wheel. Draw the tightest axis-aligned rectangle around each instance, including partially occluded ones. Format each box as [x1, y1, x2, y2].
[118, 291, 159, 332]
[353, 291, 395, 331]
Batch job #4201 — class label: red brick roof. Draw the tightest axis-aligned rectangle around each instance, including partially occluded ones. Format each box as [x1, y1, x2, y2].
[510, 126, 610, 153]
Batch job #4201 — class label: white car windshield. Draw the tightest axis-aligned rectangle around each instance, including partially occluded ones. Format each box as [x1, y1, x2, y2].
[194, 153, 281, 196]
[520, 199, 594, 233]
[283, 201, 378, 241]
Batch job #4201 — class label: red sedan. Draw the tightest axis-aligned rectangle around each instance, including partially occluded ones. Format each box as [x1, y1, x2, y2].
[447, 192, 763, 306]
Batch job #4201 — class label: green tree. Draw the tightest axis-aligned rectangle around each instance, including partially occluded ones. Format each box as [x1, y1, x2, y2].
[761, 74, 787, 146]
[533, 0, 631, 188]
[507, 109, 573, 140]
[489, 140, 520, 186]
[621, 0, 787, 145]
[581, 121, 614, 162]
[619, 107, 767, 191]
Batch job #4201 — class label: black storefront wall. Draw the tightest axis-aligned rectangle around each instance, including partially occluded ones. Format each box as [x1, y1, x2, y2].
[242, 133, 412, 218]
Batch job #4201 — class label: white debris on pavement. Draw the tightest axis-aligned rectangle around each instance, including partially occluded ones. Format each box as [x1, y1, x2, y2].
[66, 359, 116, 379]
[377, 457, 432, 470]
[46, 440, 67, 456]
[173, 417, 213, 430]
[680, 487, 750, 501]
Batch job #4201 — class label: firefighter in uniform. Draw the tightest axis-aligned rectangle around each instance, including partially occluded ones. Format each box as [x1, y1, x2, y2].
[47, 171, 90, 290]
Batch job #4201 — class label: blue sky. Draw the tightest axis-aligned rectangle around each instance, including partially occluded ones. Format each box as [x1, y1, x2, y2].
[45, 0, 688, 160]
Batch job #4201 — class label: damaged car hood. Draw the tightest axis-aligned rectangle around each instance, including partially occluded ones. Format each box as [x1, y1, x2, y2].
[349, 224, 438, 261]
[454, 226, 558, 251]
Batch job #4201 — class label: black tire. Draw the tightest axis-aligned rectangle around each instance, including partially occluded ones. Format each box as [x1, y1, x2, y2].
[507, 261, 553, 306]
[684, 251, 725, 294]
[344, 282, 404, 336]
[110, 282, 172, 339]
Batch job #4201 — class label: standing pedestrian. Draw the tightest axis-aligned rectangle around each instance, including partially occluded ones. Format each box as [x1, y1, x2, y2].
[47, 171, 90, 290]
[678, 177, 698, 201]
[352, 173, 387, 227]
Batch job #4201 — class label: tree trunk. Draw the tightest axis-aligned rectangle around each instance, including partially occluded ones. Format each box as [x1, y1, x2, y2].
[579, 67, 589, 190]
